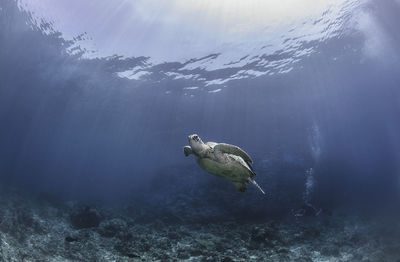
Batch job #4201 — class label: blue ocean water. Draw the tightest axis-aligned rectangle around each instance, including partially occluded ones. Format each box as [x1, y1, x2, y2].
[0, 0, 400, 260]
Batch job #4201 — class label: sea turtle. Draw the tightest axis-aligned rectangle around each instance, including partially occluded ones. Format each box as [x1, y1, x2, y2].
[184, 134, 265, 194]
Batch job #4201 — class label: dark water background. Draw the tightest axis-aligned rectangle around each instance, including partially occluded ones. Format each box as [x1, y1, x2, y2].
[0, 0, 399, 221]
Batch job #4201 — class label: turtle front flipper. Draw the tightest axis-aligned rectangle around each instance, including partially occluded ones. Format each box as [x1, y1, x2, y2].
[232, 182, 247, 192]
[214, 143, 253, 163]
[183, 146, 193, 157]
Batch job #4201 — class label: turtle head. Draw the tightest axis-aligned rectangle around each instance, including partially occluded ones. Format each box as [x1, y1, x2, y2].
[188, 134, 206, 155]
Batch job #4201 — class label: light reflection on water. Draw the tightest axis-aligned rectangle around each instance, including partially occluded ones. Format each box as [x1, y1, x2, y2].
[17, 0, 365, 92]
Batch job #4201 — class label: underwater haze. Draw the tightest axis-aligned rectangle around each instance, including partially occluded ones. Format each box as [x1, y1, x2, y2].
[1, 0, 400, 261]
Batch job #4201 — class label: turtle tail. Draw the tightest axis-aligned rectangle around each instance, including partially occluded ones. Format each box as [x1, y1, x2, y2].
[248, 178, 265, 195]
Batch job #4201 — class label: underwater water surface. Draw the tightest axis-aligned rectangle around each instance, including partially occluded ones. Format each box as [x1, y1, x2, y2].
[0, 0, 400, 261]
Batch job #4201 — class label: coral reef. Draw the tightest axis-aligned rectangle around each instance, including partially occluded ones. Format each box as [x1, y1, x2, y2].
[0, 188, 399, 261]
[70, 206, 103, 229]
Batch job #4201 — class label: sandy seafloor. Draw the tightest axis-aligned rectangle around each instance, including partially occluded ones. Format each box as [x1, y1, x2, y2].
[0, 186, 399, 262]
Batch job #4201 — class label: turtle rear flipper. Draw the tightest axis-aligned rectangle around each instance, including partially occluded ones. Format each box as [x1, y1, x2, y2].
[232, 182, 247, 192]
[248, 178, 265, 194]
